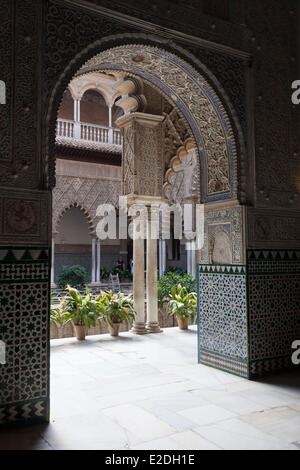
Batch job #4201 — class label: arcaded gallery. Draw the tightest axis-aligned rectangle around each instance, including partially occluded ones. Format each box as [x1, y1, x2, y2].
[0, 0, 300, 453]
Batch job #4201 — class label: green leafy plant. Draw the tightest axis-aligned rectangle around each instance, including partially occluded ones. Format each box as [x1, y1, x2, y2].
[62, 286, 99, 328]
[50, 303, 69, 329]
[50, 291, 69, 328]
[158, 271, 196, 306]
[57, 265, 88, 289]
[169, 284, 197, 322]
[166, 267, 186, 276]
[97, 291, 136, 327]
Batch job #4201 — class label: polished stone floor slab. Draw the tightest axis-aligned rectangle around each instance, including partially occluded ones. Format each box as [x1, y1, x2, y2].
[0, 327, 299, 450]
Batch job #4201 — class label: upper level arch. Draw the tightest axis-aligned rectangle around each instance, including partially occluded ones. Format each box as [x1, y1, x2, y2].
[68, 71, 120, 107]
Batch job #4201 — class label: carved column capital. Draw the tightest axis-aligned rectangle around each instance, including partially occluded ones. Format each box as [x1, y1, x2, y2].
[117, 113, 165, 199]
[116, 112, 164, 129]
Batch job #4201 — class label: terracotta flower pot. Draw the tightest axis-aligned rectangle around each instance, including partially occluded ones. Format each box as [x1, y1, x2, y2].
[177, 317, 189, 330]
[73, 324, 86, 341]
[109, 323, 121, 337]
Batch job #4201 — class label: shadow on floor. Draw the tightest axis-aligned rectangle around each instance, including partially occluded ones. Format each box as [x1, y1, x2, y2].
[258, 368, 300, 392]
[0, 423, 51, 450]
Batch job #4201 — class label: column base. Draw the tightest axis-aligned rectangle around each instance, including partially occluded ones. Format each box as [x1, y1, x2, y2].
[147, 322, 163, 334]
[131, 322, 148, 335]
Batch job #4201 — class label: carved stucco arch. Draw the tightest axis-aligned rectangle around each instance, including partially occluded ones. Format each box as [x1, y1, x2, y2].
[46, 34, 246, 203]
[54, 203, 96, 237]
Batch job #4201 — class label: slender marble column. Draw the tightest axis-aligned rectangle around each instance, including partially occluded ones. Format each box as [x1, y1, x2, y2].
[187, 241, 196, 278]
[132, 220, 147, 335]
[51, 237, 56, 288]
[159, 239, 167, 277]
[147, 222, 162, 333]
[91, 239, 96, 284]
[108, 105, 114, 144]
[73, 98, 81, 139]
[96, 239, 101, 284]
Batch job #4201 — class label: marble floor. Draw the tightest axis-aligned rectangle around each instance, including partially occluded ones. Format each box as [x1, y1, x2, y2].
[0, 327, 299, 450]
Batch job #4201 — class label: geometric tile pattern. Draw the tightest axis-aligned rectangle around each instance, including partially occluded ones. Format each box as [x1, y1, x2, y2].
[198, 264, 249, 379]
[199, 265, 246, 275]
[0, 248, 49, 425]
[0, 399, 48, 425]
[0, 249, 49, 283]
[199, 350, 249, 378]
[198, 252, 300, 380]
[247, 250, 300, 378]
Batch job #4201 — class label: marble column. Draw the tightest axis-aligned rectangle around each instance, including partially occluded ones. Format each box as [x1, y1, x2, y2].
[108, 105, 114, 144]
[131, 219, 147, 334]
[147, 221, 162, 333]
[51, 237, 56, 288]
[73, 98, 81, 139]
[159, 239, 167, 277]
[187, 240, 196, 278]
[116, 113, 165, 335]
[91, 238, 96, 284]
[96, 239, 101, 284]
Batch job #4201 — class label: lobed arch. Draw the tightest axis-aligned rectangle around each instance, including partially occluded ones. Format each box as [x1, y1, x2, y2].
[68, 72, 121, 107]
[46, 34, 246, 203]
[54, 203, 96, 238]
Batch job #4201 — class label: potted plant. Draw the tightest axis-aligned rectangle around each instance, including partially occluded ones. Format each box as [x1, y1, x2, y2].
[97, 291, 136, 337]
[158, 272, 196, 327]
[62, 286, 99, 341]
[158, 271, 196, 306]
[169, 284, 197, 330]
[50, 302, 69, 337]
[50, 292, 70, 338]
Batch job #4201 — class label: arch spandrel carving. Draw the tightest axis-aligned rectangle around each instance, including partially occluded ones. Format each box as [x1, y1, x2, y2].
[52, 174, 121, 235]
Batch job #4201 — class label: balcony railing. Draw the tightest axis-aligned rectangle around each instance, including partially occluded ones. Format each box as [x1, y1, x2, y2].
[57, 119, 74, 139]
[56, 119, 122, 147]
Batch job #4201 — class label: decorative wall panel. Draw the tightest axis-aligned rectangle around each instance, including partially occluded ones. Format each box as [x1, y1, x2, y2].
[201, 204, 245, 265]
[245, 0, 299, 210]
[198, 264, 249, 378]
[0, 248, 49, 425]
[198, 251, 300, 379]
[0, 0, 13, 163]
[248, 209, 300, 249]
[0, 190, 50, 246]
[248, 250, 300, 378]
[0, 0, 41, 189]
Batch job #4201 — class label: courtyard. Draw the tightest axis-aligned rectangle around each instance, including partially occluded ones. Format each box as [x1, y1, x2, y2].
[0, 327, 299, 451]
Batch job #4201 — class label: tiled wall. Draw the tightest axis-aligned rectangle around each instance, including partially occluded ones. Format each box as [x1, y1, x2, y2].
[198, 265, 249, 378]
[198, 252, 300, 379]
[0, 248, 49, 425]
[248, 250, 300, 378]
